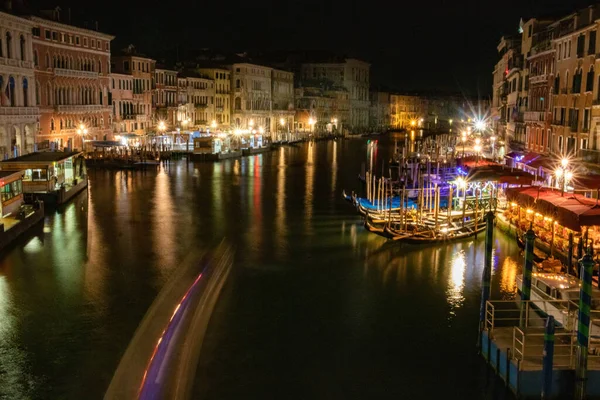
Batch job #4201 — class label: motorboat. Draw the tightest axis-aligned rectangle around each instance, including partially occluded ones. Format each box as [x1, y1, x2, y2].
[516, 272, 600, 340]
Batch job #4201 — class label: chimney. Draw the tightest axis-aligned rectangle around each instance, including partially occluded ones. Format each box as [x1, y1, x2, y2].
[4, 0, 11, 11]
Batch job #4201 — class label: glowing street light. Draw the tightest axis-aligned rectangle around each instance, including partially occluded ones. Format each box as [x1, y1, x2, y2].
[248, 119, 255, 128]
[555, 158, 572, 197]
[474, 119, 486, 132]
[410, 120, 416, 127]
[211, 120, 217, 129]
[258, 126, 265, 134]
[280, 118, 285, 126]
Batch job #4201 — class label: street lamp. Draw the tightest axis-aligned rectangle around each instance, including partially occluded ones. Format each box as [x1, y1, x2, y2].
[76, 123, 88, 149]
[211, 120, 217, 129]
[555, 158, 572, 196]
[249, 119, 254, 129]
[474, 119, 486, 132]
[308, 117, 316, 133]
[474, 144, 482, 163]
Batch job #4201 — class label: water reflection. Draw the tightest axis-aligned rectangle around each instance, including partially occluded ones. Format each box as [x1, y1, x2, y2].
[499, 256, 519, 297]
[448, 250, 466, 312]
[305, 143, 315, 233]
[153, 169, 176, 277]
[331, 140, 337, 198]
[275, 148, 288, 258]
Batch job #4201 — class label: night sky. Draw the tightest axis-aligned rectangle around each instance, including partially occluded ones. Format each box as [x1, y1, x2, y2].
[29, 0, 594, 96]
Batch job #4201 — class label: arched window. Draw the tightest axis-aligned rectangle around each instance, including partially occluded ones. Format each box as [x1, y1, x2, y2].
[50, 118, 55, 131]
[554, 73, 560, 95]
[234, 97, 241, 110]
[7, 76, 15, 106]
[45, 53, 49, 68]
[22, 78, 28, 107]
[236, 79, 241, 88]
[19, 35, 25, 61]
[59, 119, 63, 130]
[5, 32, 12, 59]
[99, 90, 102, 105]
[35, 82, 40, 105]
[98, 60, 102, 73]
[33, 50, 38, 66]
[46, 83, 52, 105]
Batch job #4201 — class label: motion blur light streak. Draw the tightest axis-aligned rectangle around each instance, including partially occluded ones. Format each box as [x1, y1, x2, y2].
[138, 272, 204, 399]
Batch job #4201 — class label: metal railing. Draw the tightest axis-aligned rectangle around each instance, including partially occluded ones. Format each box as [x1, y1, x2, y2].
[485, 300, 600, 370]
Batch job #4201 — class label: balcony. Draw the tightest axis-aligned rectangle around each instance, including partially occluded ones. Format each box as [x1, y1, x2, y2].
[524, 111, 546, 122]
[55, 105, 107, 113]
[0, 57, 33, 69]
[512, 112, 524, 123]
[54, 68, 99, 79]
[529, 74, 548, 84]
[215, 106, 224, 112]
[195, 103, 208, 108]
[581, 149, 600, 164]
[0, 106, 39, 116]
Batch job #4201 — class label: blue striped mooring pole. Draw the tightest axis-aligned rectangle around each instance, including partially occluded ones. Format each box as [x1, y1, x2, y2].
[478, 211, 495, 350]
[520, 225, 536, 328]
[575, 246, 594, 400]
[541, 315, 555, 399]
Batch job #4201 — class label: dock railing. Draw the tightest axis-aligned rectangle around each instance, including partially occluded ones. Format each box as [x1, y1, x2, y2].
[485, 299, 600, 371]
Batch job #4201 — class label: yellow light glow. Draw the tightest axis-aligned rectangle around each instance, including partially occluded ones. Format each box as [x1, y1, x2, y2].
[249, 119, 254, 127]
[555, 168, 563, 178]
[280, 118, 285, 126]
[565, 171, 573, 181]
[258, 126, 265, 134]
[561, 158, 569, 168]
[526, 209, 533, 213]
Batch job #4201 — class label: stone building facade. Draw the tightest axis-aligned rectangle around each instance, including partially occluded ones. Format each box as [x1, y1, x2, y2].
[198, 67, 230, 128]
[110, 72, 134, 133]
[230, 62, 272, 131]
[111, 45, 154, 134]
[31, 14, 113, 148]
[0, 11, 38, 157]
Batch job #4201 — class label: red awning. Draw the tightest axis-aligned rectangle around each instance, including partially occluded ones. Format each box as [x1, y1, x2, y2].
[467, 165, 535, 185]
[506, 186, 600, 232]
[572, 175, 600, 190]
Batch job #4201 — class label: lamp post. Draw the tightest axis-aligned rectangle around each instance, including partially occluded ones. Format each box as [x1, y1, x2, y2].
[76, 123, 88, 150]
[555, 158, 572, 197]
[308, 117, 316, 135]
[157, 120, 166, 150]
[474, 144, 482, 164]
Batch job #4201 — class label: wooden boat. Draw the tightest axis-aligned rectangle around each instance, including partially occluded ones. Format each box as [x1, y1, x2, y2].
[242, 145, 271, 156]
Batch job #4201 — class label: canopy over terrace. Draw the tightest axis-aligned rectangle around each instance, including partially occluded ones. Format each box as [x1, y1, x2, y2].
[466, 164, 535, 185]
[506, 186, 600, 232]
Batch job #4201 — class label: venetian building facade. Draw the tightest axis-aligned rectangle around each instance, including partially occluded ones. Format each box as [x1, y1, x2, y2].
[230, 63, 272, 132]
[300, 58, 370, 130]
[110, 72, 134, 133]
[294, 86, 349, 132]
[551, 8, 599, 157]
[0, 11, 37, 157]
[177, 72, 215, 129]
[491, 36, 521, 153]
[389, 95, 428, 128]
[198, 68, 230, 128]
[31, 14, 113, 148]
[111, 46, 154, 134]
[271, 68, 294, 133]
[154, 66, 178, 126]
[524, 21, 555, 154]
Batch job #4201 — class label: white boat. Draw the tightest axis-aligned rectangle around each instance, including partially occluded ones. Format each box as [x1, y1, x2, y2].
[516, 273, 600, 340]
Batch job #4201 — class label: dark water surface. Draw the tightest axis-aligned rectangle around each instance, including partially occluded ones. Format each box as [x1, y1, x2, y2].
[0, 138, 520, 399]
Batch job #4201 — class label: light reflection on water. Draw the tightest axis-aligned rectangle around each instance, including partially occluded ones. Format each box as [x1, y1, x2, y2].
[448, 250, 466, 312]
[0, 139, 521, 400]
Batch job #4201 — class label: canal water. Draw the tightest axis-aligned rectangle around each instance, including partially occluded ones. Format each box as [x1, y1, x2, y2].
[0, 138, 520, 399]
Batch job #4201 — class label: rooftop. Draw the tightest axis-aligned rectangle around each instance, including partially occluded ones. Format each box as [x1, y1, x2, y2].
[1, 151, 82, 163]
